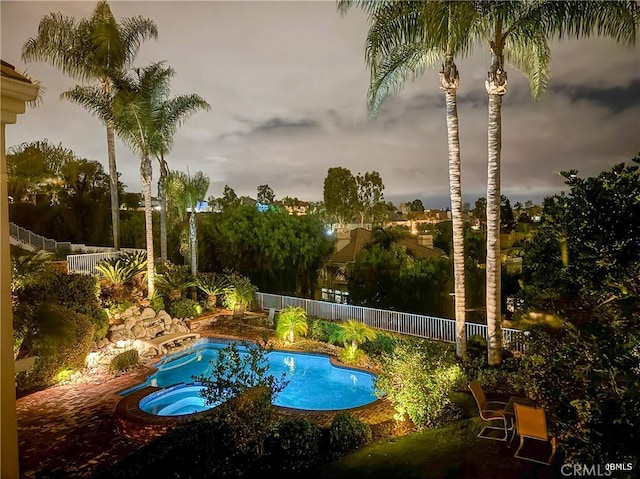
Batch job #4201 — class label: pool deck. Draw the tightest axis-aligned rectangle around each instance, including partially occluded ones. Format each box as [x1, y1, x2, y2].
[16, 320, 399, 478]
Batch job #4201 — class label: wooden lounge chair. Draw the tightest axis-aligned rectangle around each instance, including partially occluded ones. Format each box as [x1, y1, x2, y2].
[468, 380, 510, 441]
[513, 403, 557, 465]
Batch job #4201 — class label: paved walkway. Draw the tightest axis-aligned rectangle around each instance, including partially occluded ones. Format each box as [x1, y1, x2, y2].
[16, 316, 398, 478]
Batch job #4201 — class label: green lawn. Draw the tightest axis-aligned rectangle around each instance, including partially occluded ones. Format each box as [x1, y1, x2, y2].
[287, 392, 565, 479]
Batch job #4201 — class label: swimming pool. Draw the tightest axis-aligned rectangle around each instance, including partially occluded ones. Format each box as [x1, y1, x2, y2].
[131, 338, 380, 416]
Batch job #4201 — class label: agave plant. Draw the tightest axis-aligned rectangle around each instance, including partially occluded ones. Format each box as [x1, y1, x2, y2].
[275, 305, 308, 343]
[195, 272, 229, 308]
[120, 251, 147, 277]
[154, 265, 195, 300]
[96, 258, 130, 285]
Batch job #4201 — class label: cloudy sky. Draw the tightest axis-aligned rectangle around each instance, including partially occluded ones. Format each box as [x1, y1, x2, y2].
[2, 1, 639, 208]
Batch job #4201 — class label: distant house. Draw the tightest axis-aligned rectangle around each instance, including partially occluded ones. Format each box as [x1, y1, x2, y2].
[320, 228, 447, 303]
[275, 199, 309, 215]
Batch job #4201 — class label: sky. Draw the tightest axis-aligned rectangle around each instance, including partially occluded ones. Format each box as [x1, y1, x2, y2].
[2, 1, 639, 209]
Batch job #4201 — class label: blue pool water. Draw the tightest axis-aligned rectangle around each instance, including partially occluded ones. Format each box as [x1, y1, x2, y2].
[131, 339, 379, 416]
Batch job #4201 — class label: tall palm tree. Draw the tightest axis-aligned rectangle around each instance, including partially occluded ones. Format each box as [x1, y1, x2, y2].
[22, 0, 158, 251]
[165, 170, 210, 276]
[474, 0, 638, 366]
[339, 0, 475, 358]
[110, 62, 210, 296]
[158, 154, 170, 263]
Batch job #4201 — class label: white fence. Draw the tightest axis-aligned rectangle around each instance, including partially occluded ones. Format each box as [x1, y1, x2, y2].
[67, 252, 120, 274]
[66, 249, 145, 274]
[256, 292, 527, 353]
[9, 222, 71, 252]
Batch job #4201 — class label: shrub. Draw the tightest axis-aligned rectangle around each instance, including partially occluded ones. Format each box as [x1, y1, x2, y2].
[16, 304, 94, 393]
[519, 322, 640, 465]
[328, 412, 372, 455]
[195, 341, 290, 457]
[149, 292, 165, 313]
[375, 338, 464, 429]
[338, 344, 366, 365]
[155, 265, 195, 300]
[223, 271, 258, 311]
[360, 331, 397, 359]
[270, 418, 323, 473]
[109, 349, 140, 374]
[307, 318, 330, 342]
[169, 298, 203, 319]
[195, 272, 229, 308]
[15, 269, 107, 341]
[92, 416, 255, 479]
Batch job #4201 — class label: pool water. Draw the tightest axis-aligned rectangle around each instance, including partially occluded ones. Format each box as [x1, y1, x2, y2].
[134, 339, 380, 416]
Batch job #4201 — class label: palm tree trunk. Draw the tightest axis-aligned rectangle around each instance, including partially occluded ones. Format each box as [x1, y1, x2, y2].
[158, 155, 169, 263]
[158, 178, 167, 262]
[441, 56, 466, 359]
[141, 153, 155, 297]
[189, 211, 197, 276]
[106, 122, 120, 251]
[485, 56, 507, 367]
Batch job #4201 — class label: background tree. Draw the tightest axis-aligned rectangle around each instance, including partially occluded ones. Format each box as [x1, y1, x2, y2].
[500, 195, 515, 234]
[23, 0, 158, 250]
[218, 185, 240, 211]
[166, 170, 210, 276]
[355, 170, 385, 227]
[256, 184, 275, 205]
[6, 140, 75, 204]
[518, 159, 640, 464]
[347, 227, 453, 317]
[409, 199, 424, 213]
[111, 62, 210, 296]
[323, 167, 357, 227]
[520, 160, 640, 320]
[198, 206, 334, 297]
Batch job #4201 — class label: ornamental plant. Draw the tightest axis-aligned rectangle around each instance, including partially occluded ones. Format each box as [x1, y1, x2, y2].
[195, 272, 229, 308]
[375, 338, 463, 429]
[275, 306, 308, 343]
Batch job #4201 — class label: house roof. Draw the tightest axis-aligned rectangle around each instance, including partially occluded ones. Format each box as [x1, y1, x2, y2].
[329, 228, 447, 264]
[1, 60, 33, 84]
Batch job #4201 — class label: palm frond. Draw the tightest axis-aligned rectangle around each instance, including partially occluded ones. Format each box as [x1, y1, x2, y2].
[61, 85, 114, 123]
[368, 42, 442, 115]
[505, 29, 550, 100]
[22, 12, 90, 80]
[120, 15, 159, 61]
[541, 0, 639, 44]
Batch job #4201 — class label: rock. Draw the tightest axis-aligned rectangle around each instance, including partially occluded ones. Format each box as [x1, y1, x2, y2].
[145, 324, 165, 338]
[132, 324, 147, 339]
[142, 317, 160, 329]
[157, 310, 172, 324]
[140, 308, 156, 321]
[124, 317, 138, 331]
[110, 331, 124, 343]
[121, 329, 135, 341]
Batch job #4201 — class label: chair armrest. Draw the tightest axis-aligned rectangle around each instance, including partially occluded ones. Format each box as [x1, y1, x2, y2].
[487, 400, 508, 410]
[481, 408, 507, 418]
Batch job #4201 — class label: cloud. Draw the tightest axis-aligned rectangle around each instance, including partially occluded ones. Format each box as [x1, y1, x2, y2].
[249, 117, 321, 135]
[551, 78, 640, 114]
